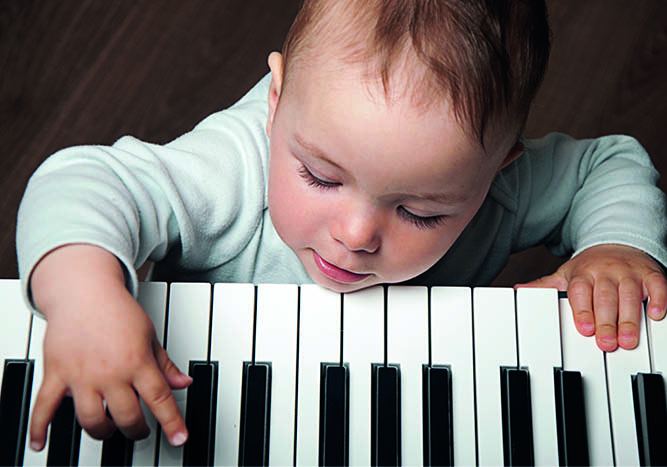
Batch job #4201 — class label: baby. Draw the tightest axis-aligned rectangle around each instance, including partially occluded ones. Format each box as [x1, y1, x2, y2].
[18, 0, 667, 450]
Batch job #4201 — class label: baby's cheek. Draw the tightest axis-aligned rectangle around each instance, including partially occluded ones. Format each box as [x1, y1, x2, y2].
[385, 232, 451, 282]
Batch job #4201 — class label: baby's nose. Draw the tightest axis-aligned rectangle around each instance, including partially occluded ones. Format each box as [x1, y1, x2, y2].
[332, 212, 381, 253]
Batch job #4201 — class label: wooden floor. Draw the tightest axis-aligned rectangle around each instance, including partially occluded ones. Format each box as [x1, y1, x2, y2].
[1, 0, 666, 286]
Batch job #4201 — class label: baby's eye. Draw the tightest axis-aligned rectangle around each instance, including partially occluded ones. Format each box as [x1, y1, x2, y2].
[397, 206, 446, 230]
[298, 164, 339, 190]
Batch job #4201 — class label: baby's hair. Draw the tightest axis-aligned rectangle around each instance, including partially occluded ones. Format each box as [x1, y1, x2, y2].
[281, 0, 551, 148]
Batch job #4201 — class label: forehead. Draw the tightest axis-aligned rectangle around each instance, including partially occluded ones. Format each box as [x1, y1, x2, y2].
[279, 60, 499, 200]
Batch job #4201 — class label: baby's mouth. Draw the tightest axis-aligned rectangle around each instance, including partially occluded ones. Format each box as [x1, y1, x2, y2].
[312, 251, 371, 283]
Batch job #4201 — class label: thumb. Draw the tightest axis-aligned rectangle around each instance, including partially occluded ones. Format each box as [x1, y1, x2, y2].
[153, 340, 193, 389]
[514, 271, 568, 291]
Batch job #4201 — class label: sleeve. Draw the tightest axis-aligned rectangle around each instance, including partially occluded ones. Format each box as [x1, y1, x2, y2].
[509, 132, 667, 268]
[16, 89, 270, 313]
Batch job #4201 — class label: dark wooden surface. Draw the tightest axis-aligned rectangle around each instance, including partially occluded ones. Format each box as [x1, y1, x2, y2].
[1, 0, 666, 285]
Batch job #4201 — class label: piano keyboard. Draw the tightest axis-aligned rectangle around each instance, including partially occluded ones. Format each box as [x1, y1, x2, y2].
[1, 278, 666, 466]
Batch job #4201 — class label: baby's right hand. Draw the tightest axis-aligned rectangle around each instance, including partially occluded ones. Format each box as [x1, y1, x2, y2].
[27, 244, 192, 451]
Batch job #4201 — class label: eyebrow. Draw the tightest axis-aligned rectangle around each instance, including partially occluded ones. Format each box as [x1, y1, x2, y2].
[293, 133, 467, 205]
[293, 133, 346, 171]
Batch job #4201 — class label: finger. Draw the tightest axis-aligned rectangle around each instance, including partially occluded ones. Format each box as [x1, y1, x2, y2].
[567, 277, 595, 337]
[617, 278, 643, 350]
[104, 387, 150, 439]
[593, 278, 619, 351]
[644, 271, 667, 320]
[29, 376, 67, 451]
[153, 340, 192, 389]
[134, 367, 188, 446]
[70, 388, 115, 440]
[515, 272, 568, 290]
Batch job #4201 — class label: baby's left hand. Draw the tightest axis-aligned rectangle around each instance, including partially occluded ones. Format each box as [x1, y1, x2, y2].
[516, 244, 667, 351]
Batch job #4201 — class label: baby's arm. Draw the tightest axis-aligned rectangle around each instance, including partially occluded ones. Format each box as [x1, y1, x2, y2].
[28, 243, 191, 450]
[517, 244, 667, 351]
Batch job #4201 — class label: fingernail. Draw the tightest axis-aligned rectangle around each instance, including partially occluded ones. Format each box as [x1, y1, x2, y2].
[601, 336, 616, 346]
[30, 440, 42, 452]
[171, 432, 187, 446]
[649, 307, 662, 319]
[581, 322, 594, 333]
[620, 333, 636, 344]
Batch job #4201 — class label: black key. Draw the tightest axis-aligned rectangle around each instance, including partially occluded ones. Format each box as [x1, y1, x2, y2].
[422, 365, 453, 467]
[183, 360, 219, 466]
[632, 372, 667, 466]
[238, 362, 271, 467]
[100, 428, 134, 466]
[500, 367, 534, 466]
[319, 363, 349, 467]
[554, 368, 589, 466]
[371, 363, 401, 467]
[47, 396, 82, 466]
[0, 359, 34, 467]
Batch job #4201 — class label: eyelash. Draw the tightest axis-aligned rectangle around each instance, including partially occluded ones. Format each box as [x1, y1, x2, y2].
[397, 206, 446, 229]
[297, 163, 445, 229]
[298, 164, 339, 190]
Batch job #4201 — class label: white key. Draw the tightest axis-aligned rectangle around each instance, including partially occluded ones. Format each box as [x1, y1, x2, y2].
[515, 288, 561, 465]
[648, 305, 667, 393]
[386, 286, 428, 465]
[133, 281, 168, 466]
[473, 287, 517, 466]
[430, 286, 475, 466]
[605, 304, 651, 466]
[559, 296, 613, 465]
[22, 317, 47, 466]
[78, 432, 103, 465]
[0, 279, 31, 388]
[158, 282, 211, 466]
[254, 284, 298, 466]
[210, 283, 255, 467]
[296, 284, 341, 465]
[343, 286, 384, 466]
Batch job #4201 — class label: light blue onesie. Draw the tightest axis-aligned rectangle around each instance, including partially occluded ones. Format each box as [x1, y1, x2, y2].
[16, 74, 667, 310]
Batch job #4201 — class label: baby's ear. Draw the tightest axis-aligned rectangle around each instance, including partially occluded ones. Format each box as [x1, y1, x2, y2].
[266, 52, 284, 137]
[499, 140, 525, 169]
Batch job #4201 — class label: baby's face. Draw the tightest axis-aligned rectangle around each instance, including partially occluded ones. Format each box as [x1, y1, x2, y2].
[266, 55, 512, 293]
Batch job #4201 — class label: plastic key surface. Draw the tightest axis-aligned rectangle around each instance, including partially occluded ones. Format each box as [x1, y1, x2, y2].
[558, 295, 613, 465]
[183, 361, 218, 466]
[605, 302, 651, 466]
[515, 288, 562, 465]
[100, 427, 133, 466]
[158, 282, 212, 466]
[238, 362, 271, 467]
[474, 288, 517, 466]
[0, 279, 33, 467]
[210, 283, 255, 467]
[296, 285, 342, 465]
[46, 397, 81, 467]
[371, 363, 401, 467]
[387, 286, 428, 465]
[500, 367, 534, 466]
[632, 372, 667, 466]
[342, 286, 384, 466]
[430, 287, 475, 466]
[422, 365, 453, 467]
[319, 363, 349, 467]
[0, 359, 33, 467]
[253, 284, 298, 466]
[554, 369, 589, 466]
[21, 317, 48, 466]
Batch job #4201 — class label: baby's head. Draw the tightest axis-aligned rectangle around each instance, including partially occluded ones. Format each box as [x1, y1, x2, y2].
[265, 0, 551, 292]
